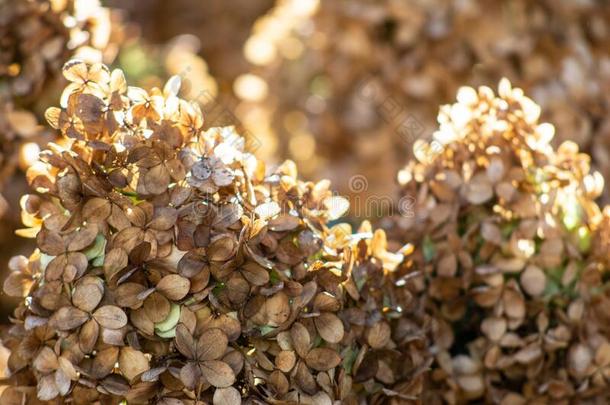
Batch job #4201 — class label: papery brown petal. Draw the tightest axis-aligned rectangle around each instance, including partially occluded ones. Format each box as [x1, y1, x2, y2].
[194, 224, 211, 247]
[143, 292, 170, 323]
[131, 308, 155, 336]
[79, 319, 100, 354]
[178, 252, 207, 278]
[62, 60, 88, 82]
[180, 361, 201, 390]
[144, 164, 170, 195]
[67, 224, 98, 252]
[90, 347, 119, 379]
[108, 203, 132, 230]
[366, 321, 391, 349]
[45, 107, 62, 129]
[46, 255, 69, 281]
[305, 348, 341, 371]
[141, 367, 167, 382]
[102, 327, 127, 346]
[213, 387, 241, 405]
[314, 312, 344, 344]
[196, 328, 228, 361]
[275, 350, 297, 373]
[222, 350, 244, 377]
[112, 227, 145, 254]
[75, 94, 104, 127]
[149, 207, 178, 231]
[179, 307, 197, 334]
[103, 248, 129, 282]
[93, 305, 128, 329]
[115, 283, 147, 308]
[295, 361, 318, 395]
[100, 374, 129, 396]
[190, 265, 210, 293]
[3, 272, 31, 297]
[58, 356, 78, 381]
[37, 228, 65, 256]
[175, 324, 196, 359]
[33, 347, 58, 373]
[241, 262, 269, 286]
[225, 274, 249, 305]
[119, 347, 150, 381]
[50, 306, 89, 331]
[291, 322, 312, 359]
[208, 235, 237, 262]
[157, 274, 190, 301]
[213, 203, 242, 229]
[82, 197, 111, 223]
[268, 370, 289, 395]
[207, 315, 242, 342]
[72, 278, 104, 312]
[37, 373, 59, 401]
[55, 368, 71, 396]
[166, 158, 186, 181]
[268, 214, 300, 231]
[200, 360, 235, 388]
[263, 292, 290, 327]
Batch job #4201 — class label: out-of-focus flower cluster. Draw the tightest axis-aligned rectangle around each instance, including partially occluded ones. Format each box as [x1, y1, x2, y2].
[0, 0, 122, 105]
[0, 60, 429, 404]
[385, 80, 610, 403]
[107, 0, 274, 88]
[118, 34, 218, 107]
[235, 0, 610, 202]
[0, 0, 126, 214]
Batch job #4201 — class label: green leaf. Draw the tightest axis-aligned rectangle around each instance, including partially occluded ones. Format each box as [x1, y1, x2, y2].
[270, 270, 281, 285]
[341, 346, 358, 374]
[423, 235, 436, 263]
[576, 226, 591, 253]
[154, 303, 181, 337]
[562, 195, 582, 231]
[258, 325, 276, 336]
[84, 234, 106, 261]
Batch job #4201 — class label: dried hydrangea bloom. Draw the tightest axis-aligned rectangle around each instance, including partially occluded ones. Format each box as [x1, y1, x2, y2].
[0, 0, 122, 104]
[238, 220, 430, 404]
[389, 80, 610, 403]
[236, 0, 610, 202]
[1, 59, 427, 404]
[0, 0, 124, 220]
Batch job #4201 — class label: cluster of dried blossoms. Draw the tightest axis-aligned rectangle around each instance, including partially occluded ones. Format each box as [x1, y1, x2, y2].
[236, 0, 610, 201]
[388, 80, 610, 403]
[0, 60, 429, 404]
[1, 0, 122, 104]
[0, 0, 124, 213]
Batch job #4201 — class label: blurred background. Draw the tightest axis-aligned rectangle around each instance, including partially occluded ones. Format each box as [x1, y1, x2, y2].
[1, 0, 610, 320]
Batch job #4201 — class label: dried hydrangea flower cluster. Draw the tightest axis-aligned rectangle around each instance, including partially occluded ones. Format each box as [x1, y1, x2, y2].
[236, 0, 610, 201]
[0, 59, 429, 404]
[0, 0, 124, 217]
[390, 80, 610, 403]
[1, 0, 122, 105]
[241, 220, 431, 404]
